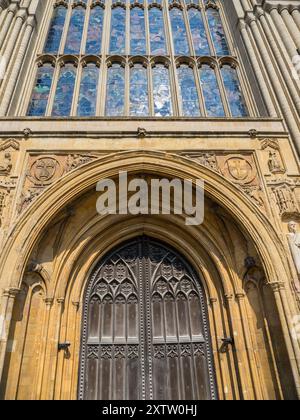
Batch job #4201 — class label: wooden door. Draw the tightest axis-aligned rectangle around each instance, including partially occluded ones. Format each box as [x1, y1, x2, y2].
[78, 237, 217, 400]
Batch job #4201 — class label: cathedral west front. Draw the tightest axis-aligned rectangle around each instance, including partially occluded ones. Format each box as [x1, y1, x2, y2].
[0, 0, 300, 400]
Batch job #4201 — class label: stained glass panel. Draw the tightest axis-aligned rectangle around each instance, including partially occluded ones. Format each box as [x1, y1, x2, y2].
[206, 7, 229, 56]
[86, 5, 104, 55]
[153, 65, 173, 117]
[110, 7, 126, 54]
[64, 6, 86, 55]
[170, 8, 190, 56]
[130, 64, 149, 116]
[149, 7, 166, 55]
[130, 7, 147, 55]
[52, 64, 76, 117]
[27, 64, 54, 116]
[177, 65, 200, 116]
[77, 64, 99, 117]
[221, 65, 248, 117]
[105, 64, 125, 116]
[28, 0, 250, 118]
[44, 6, 67, 54]
[188, 8, 210, 56]
[200, 64, 225, 117]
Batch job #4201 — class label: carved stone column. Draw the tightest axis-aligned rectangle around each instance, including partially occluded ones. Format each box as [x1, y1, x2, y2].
[0, 3, 18, 50]
[291, 7, 300, 32]
[268, 6, 297, 58]
[269, 282, 300, 399]
[245, 12, 300, 156]
[239, 19, 277, 117]
[0, 16, 36, 116]
[279, 6, 300, 52]
[255, 7, 300, 116]
[0, 288, 20, 382]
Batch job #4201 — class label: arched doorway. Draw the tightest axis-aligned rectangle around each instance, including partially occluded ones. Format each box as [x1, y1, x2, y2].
[78, 236, 217, 400]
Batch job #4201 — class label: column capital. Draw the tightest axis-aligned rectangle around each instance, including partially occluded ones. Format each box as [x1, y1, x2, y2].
[2, 287, 20, 298]
[25, 15, 36, 29]
[254, 6, 266, 20]
[268, 281, 286, 292]
[245, 12, 257, 26]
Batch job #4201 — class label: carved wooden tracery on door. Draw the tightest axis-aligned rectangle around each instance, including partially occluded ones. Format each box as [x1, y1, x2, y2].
[79, 237, 217, 400]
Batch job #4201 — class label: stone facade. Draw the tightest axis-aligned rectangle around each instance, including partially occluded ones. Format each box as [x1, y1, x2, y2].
[0, 0, 299, 400]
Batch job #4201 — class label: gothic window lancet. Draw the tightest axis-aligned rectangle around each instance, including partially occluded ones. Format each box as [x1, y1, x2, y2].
[27, 0, 250, 118]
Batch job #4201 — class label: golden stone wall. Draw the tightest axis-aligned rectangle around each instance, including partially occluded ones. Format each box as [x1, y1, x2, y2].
[0, 0, 299, 400]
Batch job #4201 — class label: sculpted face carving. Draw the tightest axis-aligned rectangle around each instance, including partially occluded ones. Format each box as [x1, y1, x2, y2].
[288, 221, 298, 234]
[34, 158, 57, 182]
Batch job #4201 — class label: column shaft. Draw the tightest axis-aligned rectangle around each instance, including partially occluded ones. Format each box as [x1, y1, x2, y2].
[0, 19, 35, 116]
[240, 21, 277, 117]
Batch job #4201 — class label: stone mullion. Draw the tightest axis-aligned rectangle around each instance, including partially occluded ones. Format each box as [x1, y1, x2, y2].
[164, 2, 180, 116]
[45, 60, 60, 117]
[0, 4, 17, 51]
[279, 6, 300, 53]
[99, 1, 111, 116]
[239, 20, 277, 117]
[269, 283, 300, 399]
[0, 17, 36, 116]
[246, 13, 300, 156]
[194, 62, 206, 117]
[256, 8, 300, 116]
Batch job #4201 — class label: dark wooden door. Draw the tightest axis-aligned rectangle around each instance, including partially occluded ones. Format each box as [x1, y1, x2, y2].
[78, 237, 217, 400]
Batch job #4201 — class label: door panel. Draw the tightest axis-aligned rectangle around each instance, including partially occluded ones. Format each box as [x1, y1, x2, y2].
[79, 237, 217, 400]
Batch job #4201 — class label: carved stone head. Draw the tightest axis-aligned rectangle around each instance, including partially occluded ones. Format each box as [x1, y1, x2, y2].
[288, 221, 298, 234]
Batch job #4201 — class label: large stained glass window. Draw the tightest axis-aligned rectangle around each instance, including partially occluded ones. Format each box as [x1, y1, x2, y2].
[27, 0, 249, 117]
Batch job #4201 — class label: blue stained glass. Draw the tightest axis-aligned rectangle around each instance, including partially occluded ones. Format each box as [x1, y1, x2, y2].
[221, 65, 248, 117]
[77, 64, 99, 116]
[130, 65, 149, 116]
[153, 65, 173, 117]
[52, 64, 76, 116]
[27, 64, 54, 116]
[64, 7, 86, 55]
[177, 65, 200, 116]
[206, 8, 229, 56]
[86, 6, 104, 54]
[110, 7, 126, 54]
[149, 7, 166, 55]
[105, 64, 125, 116]
[44, 6, 67, 54]
[200, 64, 225, 117]
[170, 8, 190, 56]
[130, 7, 147, 55]
[188, 8, 210, 56]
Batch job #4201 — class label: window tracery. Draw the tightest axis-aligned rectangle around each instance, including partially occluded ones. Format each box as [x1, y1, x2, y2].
[27, 0, 249, 118]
